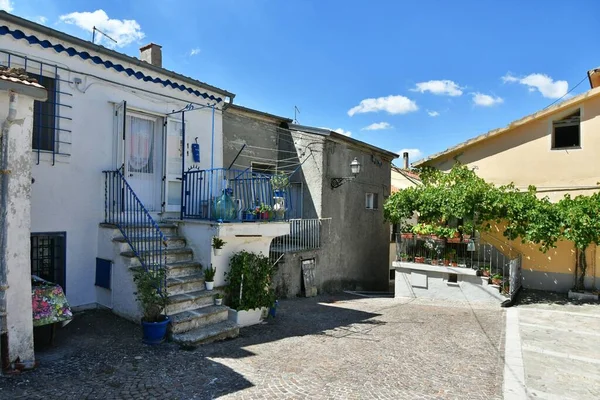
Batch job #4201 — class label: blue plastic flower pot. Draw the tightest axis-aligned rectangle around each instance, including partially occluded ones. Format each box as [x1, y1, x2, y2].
[141, 316, 169, 345]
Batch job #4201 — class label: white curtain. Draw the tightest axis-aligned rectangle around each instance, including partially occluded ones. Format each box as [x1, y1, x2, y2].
[128, 116, 155, 173]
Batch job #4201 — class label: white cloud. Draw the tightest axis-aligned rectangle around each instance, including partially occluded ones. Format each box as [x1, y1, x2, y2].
[348, 95, 418, 116]
[397, 148, 423, 161]
[411, 80, 463, 96]
[189, 48, 201, 56]
[0, 0, 13, 12]
[35, 16, 48, 24]
[472, 92, 504, 107]
[362, 122, 392, 131]
[59, 9, 145, 48]
[332, 128, 352, 137]
[501, 72, 568, 99]
[427, 110, 440, 117]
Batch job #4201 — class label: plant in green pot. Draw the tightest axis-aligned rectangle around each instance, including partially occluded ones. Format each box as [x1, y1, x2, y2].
[133, 268, 170, 345]
[204, 265, 216, 290]
[212, 236, 226, 256]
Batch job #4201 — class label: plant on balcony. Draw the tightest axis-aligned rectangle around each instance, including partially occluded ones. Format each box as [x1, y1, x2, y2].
[132, 268, 170, 344]
[253, 203, 272, 220]
[398, 252, 409, 262]
[204, 265, 216, 290]
[491, 273, 503, 286]
[400, 223, 414, 239]
[447, 248, 457, 266]
[225, 251, 276, 312]
[481, 265, 491, 277]
[270, 172, 290, 196]
[212, 237, 226, 256]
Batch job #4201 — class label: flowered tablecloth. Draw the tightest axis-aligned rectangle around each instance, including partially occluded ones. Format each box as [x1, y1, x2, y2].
[32, 277, 73, 327]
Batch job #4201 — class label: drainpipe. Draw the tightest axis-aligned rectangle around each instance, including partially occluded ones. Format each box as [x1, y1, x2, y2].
[0, 91, 18, 368]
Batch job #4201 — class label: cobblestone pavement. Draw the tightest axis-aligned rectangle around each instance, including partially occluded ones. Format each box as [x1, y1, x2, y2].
[0, 295, 505, 399]
[513, 290, 600, 399]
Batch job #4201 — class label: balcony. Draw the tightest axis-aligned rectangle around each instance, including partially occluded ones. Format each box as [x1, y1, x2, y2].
[393, 233, 522, 300]
[181, 168, 297, 222]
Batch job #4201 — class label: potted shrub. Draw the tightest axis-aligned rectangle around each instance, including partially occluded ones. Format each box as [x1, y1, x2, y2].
[400, 223, 414, 239]
[214, 293, 223, 306]
[414, 256, 425, 264]
[225, 251, 276, 327]
[270, 172, 290, 197]
[253, 204, 272, 220]
[491, 273, 503, 286]
[399, 252, 409, 262]
[204, 265, 216, 290]
[133, 269, 170, 345]
[212, 237, 226, 256]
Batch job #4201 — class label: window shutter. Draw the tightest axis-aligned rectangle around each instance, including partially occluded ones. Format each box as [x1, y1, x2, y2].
[374, 193, 379, 210]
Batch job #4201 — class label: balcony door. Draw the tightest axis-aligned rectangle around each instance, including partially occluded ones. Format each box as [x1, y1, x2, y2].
[124, 112, 162, 212]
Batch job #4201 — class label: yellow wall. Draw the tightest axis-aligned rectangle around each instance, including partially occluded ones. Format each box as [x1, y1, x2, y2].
[425, 95, 600, 282]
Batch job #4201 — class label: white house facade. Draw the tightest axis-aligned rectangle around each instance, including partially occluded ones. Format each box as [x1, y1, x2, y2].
[0, 12, 288, 347]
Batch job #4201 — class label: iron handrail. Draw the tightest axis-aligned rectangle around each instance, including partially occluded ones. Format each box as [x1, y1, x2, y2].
[103, 169, 168, 289]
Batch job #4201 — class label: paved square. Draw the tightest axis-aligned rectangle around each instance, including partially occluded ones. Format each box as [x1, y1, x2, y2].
[0, 295, 505, 399]
[513, 291, 600, 400]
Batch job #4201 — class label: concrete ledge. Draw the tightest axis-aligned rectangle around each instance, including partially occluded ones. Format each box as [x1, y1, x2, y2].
[568, 290, 599, 302]
[393, 261, 478, 276]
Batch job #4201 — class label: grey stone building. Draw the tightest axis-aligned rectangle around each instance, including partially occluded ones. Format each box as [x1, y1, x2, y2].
[222, 105, 397, 296]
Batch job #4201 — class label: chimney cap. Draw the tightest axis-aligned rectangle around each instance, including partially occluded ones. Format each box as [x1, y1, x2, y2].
[140, 42, 162, 51]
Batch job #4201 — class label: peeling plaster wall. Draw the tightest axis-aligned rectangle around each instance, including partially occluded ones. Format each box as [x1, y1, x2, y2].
[2, 91, 36, 363]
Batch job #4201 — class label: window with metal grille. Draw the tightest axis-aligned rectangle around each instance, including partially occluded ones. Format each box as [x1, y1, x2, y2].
[31, 233, 66, 291]
[29, 74, 57, 151]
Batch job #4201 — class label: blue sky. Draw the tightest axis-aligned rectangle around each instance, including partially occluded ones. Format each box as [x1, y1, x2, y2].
[4, 0, 600, 163]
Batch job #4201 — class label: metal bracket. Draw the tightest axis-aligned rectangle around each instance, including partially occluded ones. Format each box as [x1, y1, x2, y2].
[330, 177, 354, 189]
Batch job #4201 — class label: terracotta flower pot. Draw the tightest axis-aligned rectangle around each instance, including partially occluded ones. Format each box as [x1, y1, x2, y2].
[401, 233, 414, 239]
[451, 262, 458, 267]
[492, 278, 503, 286]
[443, 260, 450, 266]
[414, 256, 425, 264]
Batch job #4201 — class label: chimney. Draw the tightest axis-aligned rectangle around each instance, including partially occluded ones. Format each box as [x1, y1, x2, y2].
[403, 152, 409, 169]
[588, 68, 600, 89]
[140, 43, 162, 68]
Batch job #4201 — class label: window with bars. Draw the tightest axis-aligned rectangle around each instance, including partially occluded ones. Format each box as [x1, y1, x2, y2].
[29, 74, 57, 151]
[31, 233, 66, 291]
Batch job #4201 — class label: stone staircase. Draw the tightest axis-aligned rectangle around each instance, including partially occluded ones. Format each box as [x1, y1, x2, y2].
[109, 222, 239, 346]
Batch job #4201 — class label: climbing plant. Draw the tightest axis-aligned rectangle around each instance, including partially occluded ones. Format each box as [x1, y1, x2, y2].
[225, 251, 276, 311]
[384, 162, 600, 291]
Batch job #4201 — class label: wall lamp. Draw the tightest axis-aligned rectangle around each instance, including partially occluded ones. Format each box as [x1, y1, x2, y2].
[331, 157, 361, 189]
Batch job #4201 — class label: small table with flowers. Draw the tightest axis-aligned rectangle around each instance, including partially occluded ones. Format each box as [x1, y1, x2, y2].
[31, 276, 73, 343]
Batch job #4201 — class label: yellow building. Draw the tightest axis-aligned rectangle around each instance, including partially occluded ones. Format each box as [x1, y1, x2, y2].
[413, 75, 600, 293]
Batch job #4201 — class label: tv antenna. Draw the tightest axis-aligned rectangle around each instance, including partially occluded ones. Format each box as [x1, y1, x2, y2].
[294, 106, 300, 124]
[92, 26, 117, 45]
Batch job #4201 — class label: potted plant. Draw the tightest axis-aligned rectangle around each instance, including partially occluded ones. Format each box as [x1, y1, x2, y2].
[214, 293, 223, 306]
[204, 265, 216, 290]
[399, 252, 409, 262]
[448, 249, 457, 267]
[256, 203, 272, 220]
[491, 273, 503, 286]
[212, 237, 226, 256]
[481, 265, 491, 277]
[414, 256, 425, 264]
[225, 251, 276, 327]
[400, 223, 414, 239]
[502, 281, 510, 295]
[132, 269, 170, 345]
[270, 172, 290, 197]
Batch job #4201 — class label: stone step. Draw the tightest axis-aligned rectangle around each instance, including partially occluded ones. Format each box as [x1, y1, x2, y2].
[100, 222, 179, 237]
[113, 236, 187, 252]
[169, 305, 229, 334]
[166, 273, 205, 295]
[166, 289, 216, 315]
[121, 247, 194, 265]
[166, 260, 203, 278]
[171, 320, 239, 347]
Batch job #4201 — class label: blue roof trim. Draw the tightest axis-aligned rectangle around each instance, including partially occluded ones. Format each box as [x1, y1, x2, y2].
[0, 26, 223, 103]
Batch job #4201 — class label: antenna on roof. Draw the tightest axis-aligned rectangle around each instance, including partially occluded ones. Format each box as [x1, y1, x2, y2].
[92, 26, 118, 45]
[294, 106, 300, 124]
